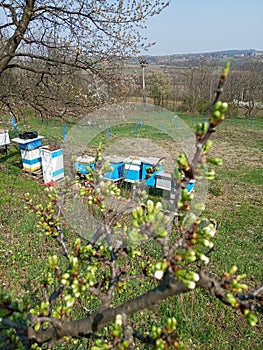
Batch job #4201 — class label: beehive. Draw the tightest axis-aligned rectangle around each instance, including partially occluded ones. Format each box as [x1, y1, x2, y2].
[141, 157, 163, 187]
[11, 136, 44, 172]
[41, 146, 64, 183]
[104, 156, 124, 181]
[156, 172, 172, 191]
[0, 130, 10, 147]
[156, 172, 195, 193]
[75, 156, 95, 174]
[123, 157, 142, 182]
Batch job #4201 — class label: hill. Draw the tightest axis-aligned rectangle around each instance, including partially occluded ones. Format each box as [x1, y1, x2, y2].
[129, 49, 263, 69]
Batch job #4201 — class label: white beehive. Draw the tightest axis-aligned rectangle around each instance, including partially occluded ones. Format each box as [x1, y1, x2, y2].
[156, 172, 172, 191]
[41, 146, 64, 183]
[20, 148, 42, 172]
[0, 130, 10, 147]
[11, 136, 44, 172]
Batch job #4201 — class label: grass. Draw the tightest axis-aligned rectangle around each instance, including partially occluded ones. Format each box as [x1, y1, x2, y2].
[0, 112, 262, 349]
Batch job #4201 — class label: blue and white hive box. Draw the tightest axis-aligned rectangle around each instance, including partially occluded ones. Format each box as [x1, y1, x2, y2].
[156, 172, 195, 193]
[104, 156, 125, 181]
[11, 135, 44, 172]
[141, 157, 163, 187]
[123, 157, 142, 182]
[41, 146, 64, 183]
[0, 130, 10, 147]
[75, 156, 95, 174]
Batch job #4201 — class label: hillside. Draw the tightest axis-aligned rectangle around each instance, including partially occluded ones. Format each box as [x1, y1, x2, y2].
[130, 49, 263, 69]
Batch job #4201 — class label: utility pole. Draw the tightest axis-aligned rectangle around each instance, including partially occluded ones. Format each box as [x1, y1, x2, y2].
[139, 58, 148, 106]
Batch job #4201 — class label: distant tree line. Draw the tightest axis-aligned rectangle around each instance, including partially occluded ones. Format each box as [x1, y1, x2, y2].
[135, 60, 263, 117]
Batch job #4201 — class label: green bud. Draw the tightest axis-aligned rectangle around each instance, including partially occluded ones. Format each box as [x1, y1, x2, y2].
[177, 152, 189, 169]
[34, 322, 41, 331]
[185, 271, 199, 282]
[132, 209, 138, 219]
[246, 312, 258, 327]
[220, 102, 228, 113]
[137, 206, 143, 217]
[213, 110, 221, 119]
[196, 122, 203, 135]
[207, 157, 222, 166]
[210, 111, 225, 126]
[196, 253, 209, 264]
[166, 317, 177, 331]
[213, 101, 222, 111]
[132, 219, 139, 227]
[181, 188, 189, 201]
[223, 61, 231, 79]
[163, 215, 170, 225]
[196, 121, 210, 137]
[229, 266, 238, 275]
[155, 201, 162, 212]
[202, 140, 213, 154]
[157, 229, 168, 238]
[146, 200, 154, 213]
[184, 280, 196, 289]
[226, 293, 238, 307]
[156, 212, 164, 221]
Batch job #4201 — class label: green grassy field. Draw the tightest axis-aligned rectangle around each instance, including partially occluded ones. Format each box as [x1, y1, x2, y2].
[0, 112, 262, 349]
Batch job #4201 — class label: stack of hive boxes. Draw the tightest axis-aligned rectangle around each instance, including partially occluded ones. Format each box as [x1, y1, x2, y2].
[11, 135, 44, 172]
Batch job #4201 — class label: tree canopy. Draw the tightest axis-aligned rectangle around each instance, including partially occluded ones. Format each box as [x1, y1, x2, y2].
[0, 0, 170, 73]
[0, 0, 170, 117]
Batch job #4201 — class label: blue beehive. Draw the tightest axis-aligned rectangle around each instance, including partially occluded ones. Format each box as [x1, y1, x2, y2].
[19, 139, 42, 150]
[75, 156, 95, 174]
[141, 157, 163, 187]
[104, 157, 124, 181]
[187, 180, 195, 193]
[123, 157, 142, 182]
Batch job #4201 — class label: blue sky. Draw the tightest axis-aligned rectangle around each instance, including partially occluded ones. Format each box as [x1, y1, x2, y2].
[143, 0, 263, 55]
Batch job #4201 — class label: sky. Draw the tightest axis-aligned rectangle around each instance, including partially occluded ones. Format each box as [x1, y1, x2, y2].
[142, 0, 263, 55]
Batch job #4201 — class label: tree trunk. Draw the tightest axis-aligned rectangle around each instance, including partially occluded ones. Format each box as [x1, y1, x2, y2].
[0, 1, 35, 75]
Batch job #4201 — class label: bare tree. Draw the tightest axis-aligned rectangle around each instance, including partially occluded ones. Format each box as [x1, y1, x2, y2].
[211, 60, 263, 118]
[236, 61, 263, 117]
[0, 0, 170, 118]
[146, 70, 173, 107]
